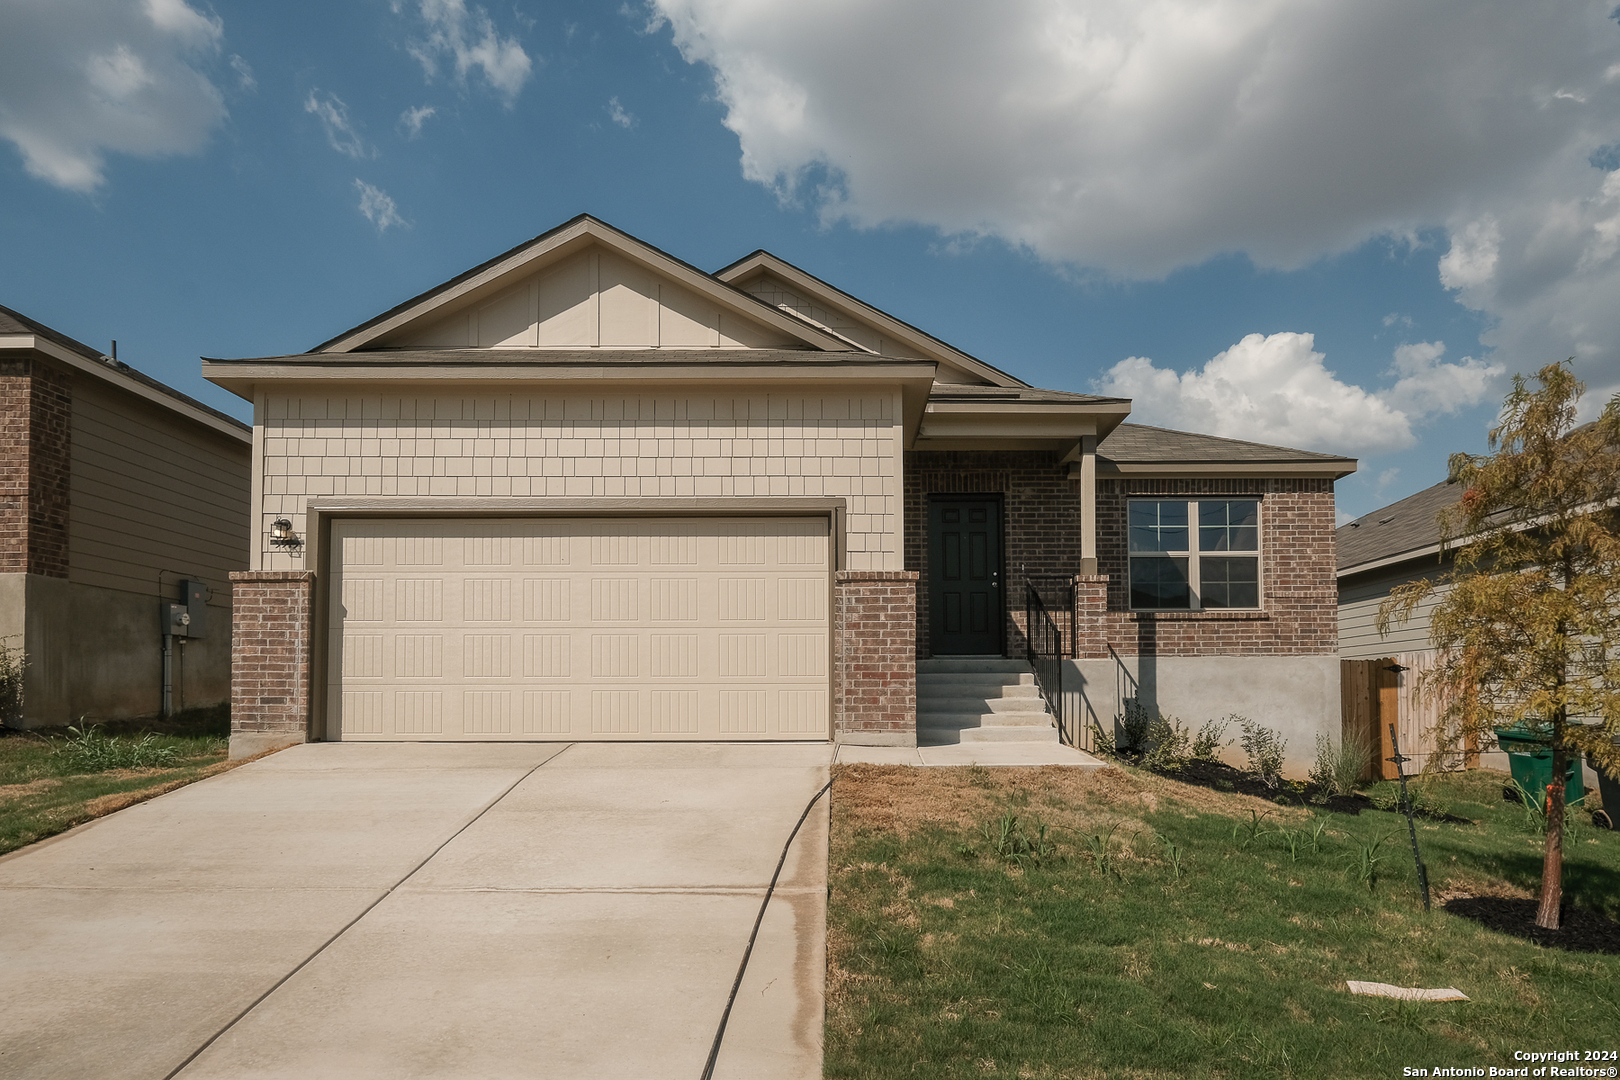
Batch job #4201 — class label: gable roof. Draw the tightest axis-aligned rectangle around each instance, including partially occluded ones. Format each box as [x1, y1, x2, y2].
[1082, 423, 1358, 478]
[312, 215, 852, 354]
[714, 250, 1027, 387]
[1336, 480, 1459, 572]
[0, 303, 249, 440]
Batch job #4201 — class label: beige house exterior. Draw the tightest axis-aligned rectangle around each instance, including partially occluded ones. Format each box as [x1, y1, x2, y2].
[207, 216, 1355, 769]
[1, 306, 251, 725]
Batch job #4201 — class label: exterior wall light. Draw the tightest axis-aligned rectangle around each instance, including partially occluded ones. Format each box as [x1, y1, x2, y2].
[269, 518, 303, 551]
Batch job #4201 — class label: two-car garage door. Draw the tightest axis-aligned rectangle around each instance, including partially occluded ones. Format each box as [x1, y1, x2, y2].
[327, 517, 830, 741]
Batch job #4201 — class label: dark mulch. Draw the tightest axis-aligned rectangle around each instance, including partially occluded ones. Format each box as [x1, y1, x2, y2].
[1114, 755, 1469, 820]
[1443, 896, 1620, 955]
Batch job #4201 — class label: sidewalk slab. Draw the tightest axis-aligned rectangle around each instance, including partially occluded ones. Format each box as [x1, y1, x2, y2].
[836, 742, 1106, 767]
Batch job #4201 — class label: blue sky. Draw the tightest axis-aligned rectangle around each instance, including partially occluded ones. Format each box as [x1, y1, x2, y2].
[4, 0, 1619, 522]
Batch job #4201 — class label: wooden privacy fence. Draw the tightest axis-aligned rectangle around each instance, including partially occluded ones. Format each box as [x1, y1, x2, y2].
[1340, 653, 1477, 779]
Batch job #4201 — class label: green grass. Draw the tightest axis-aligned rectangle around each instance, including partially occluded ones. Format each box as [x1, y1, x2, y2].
[0, 705, 238, 856]
[826, 764, 1620, 1079]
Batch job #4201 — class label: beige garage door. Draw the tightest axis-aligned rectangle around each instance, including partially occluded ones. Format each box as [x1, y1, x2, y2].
[327, 517, 830, 741]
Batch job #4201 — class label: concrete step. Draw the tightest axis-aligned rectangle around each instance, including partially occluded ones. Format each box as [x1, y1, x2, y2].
[918, 711, 1056, 729]
[919, 724, 1061, 745]
[916, 658, 1031, 674]
[919, 699, 1049, 718]
[915, 671, 1037, 687]
[918, 683, 1042, 702]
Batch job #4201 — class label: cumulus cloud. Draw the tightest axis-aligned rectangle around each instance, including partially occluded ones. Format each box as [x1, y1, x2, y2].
[399, 104, 436, 138]
[1093, 332, 1504, 455]
[650, 0, 1620, 394]
[305, 91, 372, 159]
[229, 54, 255, 92]
[0, 0, 228, 192]
[607, 96, 635, 129]
[355, 179, 407, 232]
[406, 0, 532, 106]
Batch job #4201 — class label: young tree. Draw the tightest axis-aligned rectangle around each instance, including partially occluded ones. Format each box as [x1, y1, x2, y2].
[1379, 362, 1620, 930]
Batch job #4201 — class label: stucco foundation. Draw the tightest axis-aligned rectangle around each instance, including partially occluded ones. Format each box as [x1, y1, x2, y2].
[1062, 654, 1340, 779]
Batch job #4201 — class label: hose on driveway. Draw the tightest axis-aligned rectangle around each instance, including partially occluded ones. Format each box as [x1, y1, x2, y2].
[699, 775, 834, 1080]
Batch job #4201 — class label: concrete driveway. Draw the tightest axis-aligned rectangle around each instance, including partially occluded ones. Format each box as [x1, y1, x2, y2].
[0, 742, 831, 1079]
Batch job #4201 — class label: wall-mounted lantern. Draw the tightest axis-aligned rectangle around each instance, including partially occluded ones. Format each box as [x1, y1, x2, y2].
[269, 517, 303, 551]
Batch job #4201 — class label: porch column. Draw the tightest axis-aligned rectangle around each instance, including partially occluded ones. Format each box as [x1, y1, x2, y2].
[1079, 434, 1098, 575]
[833, 569, 919, 746]
[229, 570, 315, 759]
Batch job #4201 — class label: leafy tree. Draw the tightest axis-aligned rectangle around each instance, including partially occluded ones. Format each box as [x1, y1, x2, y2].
[1379, 362, 1620, 930]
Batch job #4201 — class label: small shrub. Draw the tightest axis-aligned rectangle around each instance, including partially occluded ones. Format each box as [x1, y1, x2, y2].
[1140, 713, 1193, 773]
[1191, 718, 1231, 762]
[54, 723, 181, 773]
[1238, 718, 1287, 789]
[1116, 698, 1155, 752]
[0, 638, 25, 727]
[1308, 732, 1369, 797]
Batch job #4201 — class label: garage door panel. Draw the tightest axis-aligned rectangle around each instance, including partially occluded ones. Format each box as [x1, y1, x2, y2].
[329, 517, 830, 741]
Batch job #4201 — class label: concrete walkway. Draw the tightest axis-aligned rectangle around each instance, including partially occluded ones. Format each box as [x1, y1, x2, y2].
[0, 742, 831, 1080]
[837, 741, 1108, 767]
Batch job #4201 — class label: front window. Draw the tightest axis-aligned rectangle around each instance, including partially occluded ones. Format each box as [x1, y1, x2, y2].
[1128, 499, 1260, 609]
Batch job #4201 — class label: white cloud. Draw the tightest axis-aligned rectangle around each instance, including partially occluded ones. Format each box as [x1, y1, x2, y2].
[607, 96, 635, 129]
[406, 0, 533, 106]
[650, 0, 1620, 395]
[305, 91, 372, 159]
[399, 104, 436, 138]
[0, 0, 228, 192]
[354, 179, 407, 232]
[229, 54, 256, 92]
[1093, 331, 1506, 455]
[1380, 340, 1503, 416]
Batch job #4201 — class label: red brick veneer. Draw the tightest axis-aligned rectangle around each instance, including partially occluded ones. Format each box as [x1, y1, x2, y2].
[0, 359, 71, 577]
[905, 453, 1340, 659]
[834, 569, 919, 744]
[230, 570, 315, 749]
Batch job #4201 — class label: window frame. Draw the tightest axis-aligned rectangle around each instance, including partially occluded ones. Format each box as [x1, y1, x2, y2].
[1126, 497, 1264, 612]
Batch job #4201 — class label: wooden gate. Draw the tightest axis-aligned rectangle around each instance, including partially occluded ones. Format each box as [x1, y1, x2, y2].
[1341, 653, 1475, 779]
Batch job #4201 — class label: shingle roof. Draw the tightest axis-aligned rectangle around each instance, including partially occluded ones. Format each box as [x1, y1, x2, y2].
[927, 384, 1127, 405]
[1098, 422, 1357, 466]
[203, 348, 934, 367]
[1, 303, 249, 433]
[1336, 479, 1459, 571]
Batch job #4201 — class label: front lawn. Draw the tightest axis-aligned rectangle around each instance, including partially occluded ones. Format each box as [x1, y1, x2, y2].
[825, 763, 1620, 1079]
[0, 706, 243, 856]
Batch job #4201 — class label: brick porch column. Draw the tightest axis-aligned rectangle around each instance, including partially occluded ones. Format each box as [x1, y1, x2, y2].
[229, 570, 315, 758]
[833, 569, 919, 746]
[1072, 574, 1110, 659]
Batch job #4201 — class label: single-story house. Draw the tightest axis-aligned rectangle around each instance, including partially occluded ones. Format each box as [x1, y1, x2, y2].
[1, 305, 251, 726]
[204, 215, 1355, 771]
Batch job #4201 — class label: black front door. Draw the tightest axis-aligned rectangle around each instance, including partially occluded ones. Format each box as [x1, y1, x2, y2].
[928, 497, 1002, 655]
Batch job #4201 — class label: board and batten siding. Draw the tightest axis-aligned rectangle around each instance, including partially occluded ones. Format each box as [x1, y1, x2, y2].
[255, 389, 904, 572]
[69, 377, 252, 598]
[1338, 561, 1452, 661]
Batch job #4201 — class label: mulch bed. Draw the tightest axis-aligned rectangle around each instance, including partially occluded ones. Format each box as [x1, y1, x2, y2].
[1442, 896, 1620, 955]
[1111, 755, 1473, 821]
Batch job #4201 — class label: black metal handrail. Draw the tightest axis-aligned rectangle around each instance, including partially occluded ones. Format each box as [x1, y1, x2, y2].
[1024, 580, 1067, 744]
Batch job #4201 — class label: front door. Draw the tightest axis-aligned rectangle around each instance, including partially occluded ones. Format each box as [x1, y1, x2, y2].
[927, 497, 1002, 655]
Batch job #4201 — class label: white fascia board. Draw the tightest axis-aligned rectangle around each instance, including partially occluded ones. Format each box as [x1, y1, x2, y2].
[320, 220, 849, 354]
[1337, 544, 1448, 579]
[715, 252, 1027, 387]
[1079, 460, 1358, 479]
[3, 334, 250, 442]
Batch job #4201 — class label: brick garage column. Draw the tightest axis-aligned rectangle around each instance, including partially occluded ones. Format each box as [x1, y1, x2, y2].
[1071, 574, 1110, 659]
[834, 569, 919, 746]
[229, 570, 315, 758]
[0, 359, 71, 578]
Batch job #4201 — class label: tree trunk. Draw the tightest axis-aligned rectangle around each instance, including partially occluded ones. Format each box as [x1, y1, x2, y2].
[1535, 761, 1565, 930]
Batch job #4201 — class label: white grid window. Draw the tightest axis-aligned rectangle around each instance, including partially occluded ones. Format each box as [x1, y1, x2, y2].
[1127, 499, 1260, 610]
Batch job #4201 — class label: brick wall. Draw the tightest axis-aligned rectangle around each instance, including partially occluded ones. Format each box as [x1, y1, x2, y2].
[905, 455, 1339, 659]
[0, 359, 71, 577]
[833, 569, 918, 745]
[229, 570, 315, 754]
[1086, 477, 1338, 657]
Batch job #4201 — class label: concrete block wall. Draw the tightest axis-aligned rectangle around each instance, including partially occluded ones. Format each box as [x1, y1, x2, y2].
[833, 570, 918, 746]
[229, 570, 315, 757]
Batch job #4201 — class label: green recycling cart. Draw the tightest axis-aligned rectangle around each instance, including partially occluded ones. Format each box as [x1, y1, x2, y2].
[1494, 726, 1584, 807]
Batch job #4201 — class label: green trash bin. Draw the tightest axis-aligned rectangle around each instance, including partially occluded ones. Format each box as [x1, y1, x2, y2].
[1495, 726, 1584, 808]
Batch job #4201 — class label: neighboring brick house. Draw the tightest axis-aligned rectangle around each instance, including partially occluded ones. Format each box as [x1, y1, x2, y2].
[202, 215, 1355, 769]
[1, 306, 252, 725]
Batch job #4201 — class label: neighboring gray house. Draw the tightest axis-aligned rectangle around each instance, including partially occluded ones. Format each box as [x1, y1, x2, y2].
[204, 215, 1355, 771]
[1, 306, 252, 726]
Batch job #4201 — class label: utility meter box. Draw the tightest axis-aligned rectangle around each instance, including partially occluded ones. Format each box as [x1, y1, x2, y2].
[160, 580, 208, 638]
